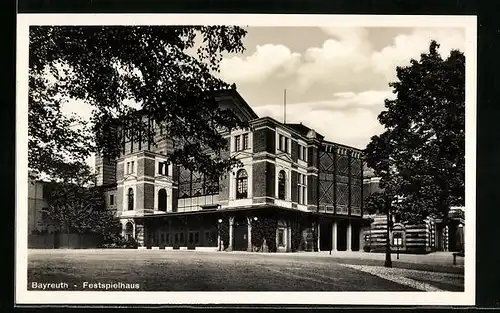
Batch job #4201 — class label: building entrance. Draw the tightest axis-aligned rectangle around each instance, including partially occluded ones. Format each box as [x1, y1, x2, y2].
[233, 218, 248, 251]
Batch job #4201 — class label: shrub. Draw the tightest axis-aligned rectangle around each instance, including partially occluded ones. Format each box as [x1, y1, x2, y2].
[124, 237, 138, 249]
[363, 245, 371, 252]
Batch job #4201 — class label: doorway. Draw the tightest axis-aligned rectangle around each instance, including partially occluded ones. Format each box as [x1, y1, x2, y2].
[233, 217, 248, 251]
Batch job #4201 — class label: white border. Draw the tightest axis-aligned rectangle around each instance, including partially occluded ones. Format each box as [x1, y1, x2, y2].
[16, 14, 477, 306]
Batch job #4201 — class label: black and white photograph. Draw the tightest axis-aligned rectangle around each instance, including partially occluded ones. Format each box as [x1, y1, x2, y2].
[16, 14, 476, 305]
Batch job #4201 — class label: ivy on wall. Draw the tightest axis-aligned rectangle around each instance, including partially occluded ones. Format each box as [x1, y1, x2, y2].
[250, 215, 278, 252]
[290, 219, 303, 252]
[219, 217, 229, 250]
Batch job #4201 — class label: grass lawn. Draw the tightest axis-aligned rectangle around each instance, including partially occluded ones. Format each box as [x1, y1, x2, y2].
[27, 249, 463, 292]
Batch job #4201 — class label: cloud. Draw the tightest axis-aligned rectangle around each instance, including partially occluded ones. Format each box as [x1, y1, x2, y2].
[371, 28, 466, 81]
[222, 27, 465, 95]
[254, 102, 383, 149]
[219, 27, 465, 149]
[320, 27, 370, 46]
[254, 89, 394, 149]
[267, 90, 394, 113]
[296, 36, 373, 91]
[219, 44, 301, 83]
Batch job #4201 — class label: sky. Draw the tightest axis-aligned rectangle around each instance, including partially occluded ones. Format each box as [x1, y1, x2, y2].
[59, 26, 467, 167]
[216, 26, 466, 149]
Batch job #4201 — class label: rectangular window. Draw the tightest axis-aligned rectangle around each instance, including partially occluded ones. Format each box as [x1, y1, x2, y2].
[109, 194, 114, 206]
[179, 233, 184, 244]
[158, 162, 169, 176]
[298, 173, 307, 205]
[166, 233, 170, 245]
[189, 233, 194, 244]
[131, 161, 135, 174]
[174, 233, 179, 244]
[126, 162, 130, 174]
[194, 232, 200, 244]
[278, 134, 291, 154]
[242, 133, 249, 150]
[234, 135, 241, 151]
[298, 145, 308, 161]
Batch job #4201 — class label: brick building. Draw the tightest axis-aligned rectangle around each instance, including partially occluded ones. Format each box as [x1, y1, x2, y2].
[96, 89, 371, 252]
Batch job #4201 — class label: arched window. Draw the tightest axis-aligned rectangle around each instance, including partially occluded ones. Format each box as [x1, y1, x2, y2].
[127, 188, 134, 211]
[236, 169, 248, 199]
[278, 170, 286, 200]
[158, 189, 167, 212]
[125, 222, 134, 240]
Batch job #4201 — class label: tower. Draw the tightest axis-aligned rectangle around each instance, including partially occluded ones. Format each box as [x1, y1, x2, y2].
[95, 155, 117, 186]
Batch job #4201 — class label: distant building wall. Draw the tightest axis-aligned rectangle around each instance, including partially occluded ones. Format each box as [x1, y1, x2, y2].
[27, 180, 49, 234]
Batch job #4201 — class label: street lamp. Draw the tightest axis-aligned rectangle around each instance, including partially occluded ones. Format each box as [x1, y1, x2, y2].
[253, 216, 258, 221]
[217, 219, 223, 251]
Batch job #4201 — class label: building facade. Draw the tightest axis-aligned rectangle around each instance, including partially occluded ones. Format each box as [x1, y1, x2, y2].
[96, 89, 371, 252]
[361, 167, 465, 253]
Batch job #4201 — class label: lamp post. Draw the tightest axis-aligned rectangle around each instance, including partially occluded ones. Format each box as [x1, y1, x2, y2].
[252, 216, 258, 251]
[217, 218, 223, 251]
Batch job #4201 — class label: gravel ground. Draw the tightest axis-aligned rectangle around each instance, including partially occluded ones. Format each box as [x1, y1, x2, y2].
[27, 249, 463, 292]
[338, 264, 464, 292]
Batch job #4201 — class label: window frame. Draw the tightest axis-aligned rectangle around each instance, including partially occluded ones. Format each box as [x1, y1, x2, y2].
[278, 170, 286, 200]
[158, 161, 169, 176]
[242, 133, 249, 150]
[234, 135, 241, 152]
[158, 188, 167, 211]
[236, 169, 249, 199]
[277, 133, 291, 154]
[127, 188, 134, 211]
[297, 173, 307, 205]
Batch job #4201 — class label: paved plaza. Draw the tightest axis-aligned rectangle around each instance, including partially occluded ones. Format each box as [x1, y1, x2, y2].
[27, 249, 464, 292]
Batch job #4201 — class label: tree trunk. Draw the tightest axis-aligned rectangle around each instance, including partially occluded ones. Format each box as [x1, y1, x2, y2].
[384, 197, 392, 268]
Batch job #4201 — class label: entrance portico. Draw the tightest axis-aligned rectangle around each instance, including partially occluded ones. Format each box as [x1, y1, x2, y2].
[133, 206, 369, 252]
[317, 215, 367, 252]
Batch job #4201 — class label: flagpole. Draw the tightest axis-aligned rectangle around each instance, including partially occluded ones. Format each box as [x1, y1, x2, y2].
[284, 89, 287, 124]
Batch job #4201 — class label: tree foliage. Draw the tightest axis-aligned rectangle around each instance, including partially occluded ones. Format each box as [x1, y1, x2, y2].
[29, 26, 249, 182]
[42, 182, 122, 239]
[364, 191, 387, 215]
[364, 40, 465, 224]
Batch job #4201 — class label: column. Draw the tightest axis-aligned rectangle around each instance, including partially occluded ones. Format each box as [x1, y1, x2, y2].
[331, 221, 337, 252]
[347, 221, 352, 251]
[287, 225, 292, 252]
[317, 223, 321, 252]
[228, 216, 234, 251]
[246, 217, 252, 252]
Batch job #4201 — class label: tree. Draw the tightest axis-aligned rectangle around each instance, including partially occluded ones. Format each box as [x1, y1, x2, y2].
[365, 40, 465, 226]
[42, 181, 122, 241]
[29, 26, 249, 183]
[364, 191, 387, 215]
